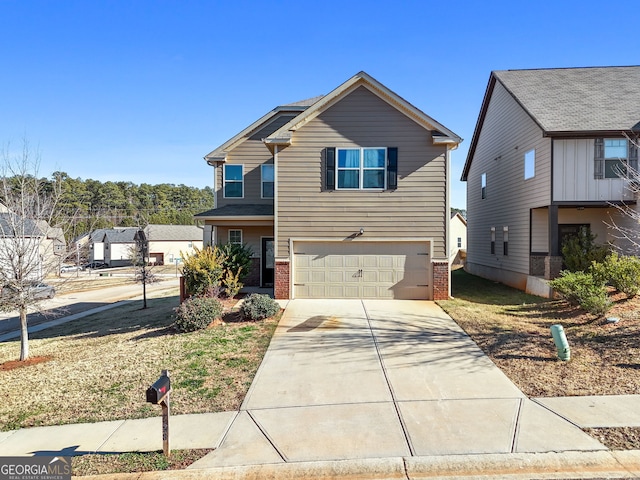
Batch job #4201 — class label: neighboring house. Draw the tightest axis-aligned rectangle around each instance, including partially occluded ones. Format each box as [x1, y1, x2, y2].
[450, 212, 467, 266]
[461, 66, 640, 295]
[196, 71, 462, 300]
[89, 225, 203, 267]
[145, 224, 202, 265]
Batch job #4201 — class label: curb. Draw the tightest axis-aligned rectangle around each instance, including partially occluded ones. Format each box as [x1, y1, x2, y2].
[79, 450, 640, 479]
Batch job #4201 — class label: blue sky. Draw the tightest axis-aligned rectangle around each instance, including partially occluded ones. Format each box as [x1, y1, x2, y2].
[1, 0, 638, 209]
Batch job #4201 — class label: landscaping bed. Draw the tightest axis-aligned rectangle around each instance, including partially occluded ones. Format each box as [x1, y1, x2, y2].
[438, 269, 640, 450]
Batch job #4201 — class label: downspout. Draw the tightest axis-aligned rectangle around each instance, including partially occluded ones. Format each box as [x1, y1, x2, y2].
[445, 146, 452, 298]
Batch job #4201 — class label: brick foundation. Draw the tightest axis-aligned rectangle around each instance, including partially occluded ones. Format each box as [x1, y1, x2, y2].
[432, 261, 450, 300]
[530, 255, 546, 276]
[275, 261, 290, 299]
[544, 255, 563, 280]
[243, 258, 261, 287]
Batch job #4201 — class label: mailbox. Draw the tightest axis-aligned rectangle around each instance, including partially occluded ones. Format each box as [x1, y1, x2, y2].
[146, 373, 171, 404]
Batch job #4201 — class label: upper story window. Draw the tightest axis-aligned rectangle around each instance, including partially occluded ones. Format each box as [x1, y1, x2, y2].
[595, 138, 639, 179]
[337, 148, 386, 189]
[481, 173, 487, 199]
[605, 139, 628, 178]
[325, 147, 397, 191]
[457, 237, 462, 248]
[261, 164, 274, 199]
[224, 164, 244, 198]
[524, 149, 535, 179]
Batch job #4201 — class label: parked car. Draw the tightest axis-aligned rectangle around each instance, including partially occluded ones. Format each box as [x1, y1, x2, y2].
[83, 262, 108, 269]
[60, 264, 82, 273]
[1, 283, 56, 300]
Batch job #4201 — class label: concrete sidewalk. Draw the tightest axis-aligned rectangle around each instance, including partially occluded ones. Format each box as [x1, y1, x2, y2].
[2, 299, 640, 478]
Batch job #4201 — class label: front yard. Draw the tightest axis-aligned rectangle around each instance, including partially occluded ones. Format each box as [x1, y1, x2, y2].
[438, 268, 640, 449]
[0, 288, 277, 431]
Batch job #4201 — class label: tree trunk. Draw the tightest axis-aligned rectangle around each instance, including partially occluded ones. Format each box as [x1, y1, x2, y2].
[19, 305, 29, 361]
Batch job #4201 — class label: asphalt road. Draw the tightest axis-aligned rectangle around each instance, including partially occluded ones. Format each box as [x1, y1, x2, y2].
[0, 278, 180, 336]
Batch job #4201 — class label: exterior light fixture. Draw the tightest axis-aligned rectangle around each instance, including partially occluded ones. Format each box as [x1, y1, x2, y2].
[359, 228, 365, 235]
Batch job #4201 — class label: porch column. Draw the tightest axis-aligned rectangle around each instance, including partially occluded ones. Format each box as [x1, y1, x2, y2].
[545, 205, 562, 279]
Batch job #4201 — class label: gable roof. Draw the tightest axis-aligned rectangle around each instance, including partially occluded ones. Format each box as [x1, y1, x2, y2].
[144, 224, 202, 242]
[204, 96, 322, 163]
[265, 71, 462, 148]
[462, 66, 640, 181]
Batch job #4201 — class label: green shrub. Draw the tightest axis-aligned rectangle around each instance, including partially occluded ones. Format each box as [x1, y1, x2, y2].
[240, 293, 280, 321]
[223, 268, 243, 298]
[218, 243, 253, 282]
[593, 252, 640, 297]
[561, 227, 610, 272]
[549, 270, 611, 316]
[181, 246, 225, 296]
[173, 296, 224, 332]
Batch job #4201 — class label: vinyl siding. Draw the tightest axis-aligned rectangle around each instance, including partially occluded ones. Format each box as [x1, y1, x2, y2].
[275, 86, 447, 259]
[466, 81, 551, 276]
[553, 139, 633, 202]
[215, 226, 273, 259]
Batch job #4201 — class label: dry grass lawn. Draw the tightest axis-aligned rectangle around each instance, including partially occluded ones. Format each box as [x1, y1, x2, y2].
[0, 288, 277, 431]
[438, 269, 640, 449]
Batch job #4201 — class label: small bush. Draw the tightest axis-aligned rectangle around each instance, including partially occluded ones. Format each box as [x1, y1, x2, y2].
[223, 268, 243, 298]
[240, 294, 280, 321]
[173, 296, 223, 332]
[181, 247, 225, 296]
[598, 252, 640, 298]
[561, 227, 610, 272]
[549, 270, 611, 316]
[218, 242, 253, 282]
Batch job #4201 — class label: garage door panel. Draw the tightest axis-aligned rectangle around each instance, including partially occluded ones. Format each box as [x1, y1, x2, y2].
[294, 241, 432, 300]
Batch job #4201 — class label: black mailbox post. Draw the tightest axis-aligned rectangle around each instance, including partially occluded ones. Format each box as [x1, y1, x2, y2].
[146, 370, 171, 456]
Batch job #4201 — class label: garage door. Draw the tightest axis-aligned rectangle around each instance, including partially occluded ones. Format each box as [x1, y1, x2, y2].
[293, 241, 431, 299]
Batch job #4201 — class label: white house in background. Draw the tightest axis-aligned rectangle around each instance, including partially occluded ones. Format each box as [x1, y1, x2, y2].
[450, 212, 467, 266]
[89, 225, 203, 266]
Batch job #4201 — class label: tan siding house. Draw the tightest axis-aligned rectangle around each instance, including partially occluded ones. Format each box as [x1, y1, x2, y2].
[196, 72, 461, 300]
[462, 66, 640, 295]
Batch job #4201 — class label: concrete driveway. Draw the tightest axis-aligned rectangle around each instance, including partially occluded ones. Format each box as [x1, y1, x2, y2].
[191, 299, 604, 468]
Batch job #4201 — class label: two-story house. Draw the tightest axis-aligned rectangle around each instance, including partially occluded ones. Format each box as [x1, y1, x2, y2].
[196, 72, 462, 300]
[462, 66, 640, 295]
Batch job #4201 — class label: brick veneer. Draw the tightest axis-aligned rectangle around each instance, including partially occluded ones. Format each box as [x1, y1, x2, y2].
[275, 261, 290, 299]
[243, 258, 261, 287]
[432, 261, 450, 300]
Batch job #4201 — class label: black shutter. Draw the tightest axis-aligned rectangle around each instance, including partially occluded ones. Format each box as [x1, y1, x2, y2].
[325, 147, 335, 190]
[387, 147, 398, 190]
[629, 138, 639, 172]
[594, 138, 604, 179]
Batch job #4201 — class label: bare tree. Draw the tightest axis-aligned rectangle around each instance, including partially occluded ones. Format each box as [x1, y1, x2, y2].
[0, 141, 64, 360]
[606, 134, 640, 254]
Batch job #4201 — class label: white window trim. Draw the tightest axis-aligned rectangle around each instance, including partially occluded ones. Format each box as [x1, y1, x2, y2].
[524, 149, 535, 180]
[223, 164, 244, 199]
[261, 164, 274, 199]
[228, 229, 243, 245]
[604, 138, 629, 179]
[336, 147, 387, 190]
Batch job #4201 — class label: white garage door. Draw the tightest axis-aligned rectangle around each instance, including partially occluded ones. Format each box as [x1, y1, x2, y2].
[293, 241, 431, 299]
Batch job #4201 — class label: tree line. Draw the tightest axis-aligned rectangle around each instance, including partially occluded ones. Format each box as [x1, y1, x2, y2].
[46, 172, 214, 239]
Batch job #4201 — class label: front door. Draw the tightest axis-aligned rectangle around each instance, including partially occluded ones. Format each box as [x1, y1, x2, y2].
[261, 237, 274, 287]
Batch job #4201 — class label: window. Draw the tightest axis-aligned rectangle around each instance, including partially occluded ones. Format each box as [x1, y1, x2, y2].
[228, 229, 242, 244]
[503, 226, 509, 256]
[224, 165, 243, 198]
[481, 173, 487, 199]
[524, 149, 535, 179]
[605, 139, 628, 179]
[336, 148, 386, 189]
[457, 237, 462, 248]
[490, 227, 495, 254]
[261, 164, 274, 198]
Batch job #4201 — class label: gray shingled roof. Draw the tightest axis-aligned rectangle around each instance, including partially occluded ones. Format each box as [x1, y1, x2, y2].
[494, 66, 640, 133]
[195, 204, 274, 218]
[104, 228, 138, 243]
[144, 224, 202, 241]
